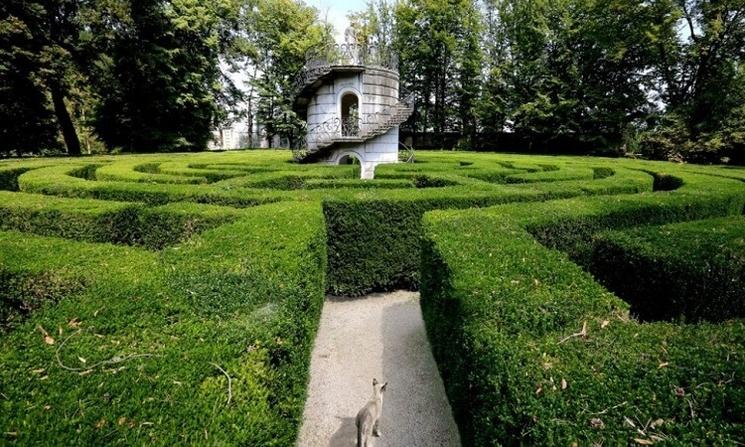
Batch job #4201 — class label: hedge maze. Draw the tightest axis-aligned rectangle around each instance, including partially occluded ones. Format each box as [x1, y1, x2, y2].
[0, 151, 743, 445]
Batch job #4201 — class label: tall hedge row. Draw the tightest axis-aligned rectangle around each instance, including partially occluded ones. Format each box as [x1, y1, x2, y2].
[324, 168, 652, 296]
[591, 216, 745, 322]
[0, 202, 327, 445]
[420, 179, 745, 445]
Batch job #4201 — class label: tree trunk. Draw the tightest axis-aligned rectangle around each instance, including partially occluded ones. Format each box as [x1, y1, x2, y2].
[50, 83, 81, 156]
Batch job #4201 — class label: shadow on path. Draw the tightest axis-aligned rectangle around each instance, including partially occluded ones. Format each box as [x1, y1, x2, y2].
[328, 416, 356, 447]
[297, 291, 460, 447]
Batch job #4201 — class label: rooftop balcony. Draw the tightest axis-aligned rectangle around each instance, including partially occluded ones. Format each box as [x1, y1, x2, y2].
[293, 43, 399, 112]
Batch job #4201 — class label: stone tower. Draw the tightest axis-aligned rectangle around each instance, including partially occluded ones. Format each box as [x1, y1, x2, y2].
[292, 36, 414, 179]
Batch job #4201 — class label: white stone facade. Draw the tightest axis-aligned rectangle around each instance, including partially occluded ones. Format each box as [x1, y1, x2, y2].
[304, 67, 402, 179]
[324, 127, 400, 179]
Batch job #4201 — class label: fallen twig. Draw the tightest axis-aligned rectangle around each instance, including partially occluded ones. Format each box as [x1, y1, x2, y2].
[559, 321, 587, 344]
[209, 362, 232, 406]
[55, 330, 156, 373]
[591, 400, 627, 415]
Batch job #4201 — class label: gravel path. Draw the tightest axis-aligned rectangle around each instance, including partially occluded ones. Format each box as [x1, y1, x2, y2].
[297, 290, 461, 447]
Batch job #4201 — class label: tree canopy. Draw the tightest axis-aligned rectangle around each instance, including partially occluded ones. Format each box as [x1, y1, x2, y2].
[1, 0, 743, 162]
[351, 0, 745, 162]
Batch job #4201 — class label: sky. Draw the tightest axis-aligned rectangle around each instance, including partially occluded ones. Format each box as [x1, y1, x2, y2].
[306, 0, 368, 41]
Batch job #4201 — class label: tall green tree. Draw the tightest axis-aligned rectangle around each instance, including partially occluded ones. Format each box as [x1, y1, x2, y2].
[643, 0, 745, 161]
[349, 0, 396, 48]
[249, 0, 332, 147]
[485, 0, 672, 149]
[393, 0, 482, 147]
[87, 0, 237, 152]
[0, 0, 86, 155]
[476, 0, 512, 136]
[0, 2, 60, 155]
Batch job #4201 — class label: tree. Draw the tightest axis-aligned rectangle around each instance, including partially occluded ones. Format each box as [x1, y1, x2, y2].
[249, 0, 332, 147]
[392, 0, 482, 147]
[476, 0, 510, 136]
[484, 0, 672, 150]
[349, 0, 396, 48]
[0, 2, 61, 155]
[85, 0, 238, 152]
[0, 0, 86, 155]
[643, 0, 745, 162]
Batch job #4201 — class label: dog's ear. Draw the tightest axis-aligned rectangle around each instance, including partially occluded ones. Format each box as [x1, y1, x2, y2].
[372, 378, 378, 386]
[380, 382, 388, 392]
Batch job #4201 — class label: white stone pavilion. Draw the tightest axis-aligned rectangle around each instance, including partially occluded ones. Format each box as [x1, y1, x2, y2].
[292, 32, 414, 179]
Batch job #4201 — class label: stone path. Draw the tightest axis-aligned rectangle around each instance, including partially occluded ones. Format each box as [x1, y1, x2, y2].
[297, 291, 461, 447]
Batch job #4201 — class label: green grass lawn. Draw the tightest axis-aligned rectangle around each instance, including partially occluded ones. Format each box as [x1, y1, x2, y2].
[0, 150, 743, 445]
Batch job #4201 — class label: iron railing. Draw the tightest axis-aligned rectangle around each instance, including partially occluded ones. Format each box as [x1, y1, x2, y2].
[399, 141, 415, 163]
[292, 90, 415, 160]
[307, 43, 398, 71]
[294, 43, 399, 93]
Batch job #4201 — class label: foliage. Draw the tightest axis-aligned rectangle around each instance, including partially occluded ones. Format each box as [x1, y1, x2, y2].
[86, 0, 230, 152]
[1, 151, 744, 444]
[481, 0, 671, 148]
[0, 191, 243, 249]
[391, 0, 483, 144]
[0, 201, 327, 444]
[592, 217, 745, 322]
[0, 0, 287, 154]
[249, 0, 332, 147]
[0, 0, 78, 155]
[633, 0, 745, 162]
[347, 0, 745, 161]
[420, 176, 745, 445]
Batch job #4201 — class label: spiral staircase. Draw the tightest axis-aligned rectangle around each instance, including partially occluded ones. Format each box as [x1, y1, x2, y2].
[291, 43, 414, 163]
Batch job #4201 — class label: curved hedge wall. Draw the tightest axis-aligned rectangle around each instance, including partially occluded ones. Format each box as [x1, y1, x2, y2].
[0, 150, 743, 445]
[420, 173, 745, 445]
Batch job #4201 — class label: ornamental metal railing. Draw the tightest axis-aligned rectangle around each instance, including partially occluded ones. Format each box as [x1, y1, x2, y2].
[292, 89, 415, 161]
[399, 141, 415, 163]
[294, 43, 399, 93]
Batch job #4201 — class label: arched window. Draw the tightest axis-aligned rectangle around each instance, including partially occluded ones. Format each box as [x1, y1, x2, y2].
[340, 93, 360, 136]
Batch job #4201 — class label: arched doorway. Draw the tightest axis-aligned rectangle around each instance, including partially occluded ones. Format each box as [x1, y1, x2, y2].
[337, 153, 363, 178]
[340, 93, 360, 136]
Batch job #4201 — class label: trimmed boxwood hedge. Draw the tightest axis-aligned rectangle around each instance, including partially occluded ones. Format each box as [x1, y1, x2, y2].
[591, 216, 745, 322]
[9, 153, 658, 296]
[325, 167, 652, 296]
[0, 192, 243, 249]
[0, 167, 32, 191]
[17, 164, 290, 207]
[0, 202, 326, 445]
[2, 150, 745, 445]
[420, 178, 745, 445]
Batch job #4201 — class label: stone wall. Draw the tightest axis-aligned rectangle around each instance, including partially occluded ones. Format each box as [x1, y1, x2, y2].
[306, 65, 401, 178]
